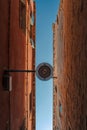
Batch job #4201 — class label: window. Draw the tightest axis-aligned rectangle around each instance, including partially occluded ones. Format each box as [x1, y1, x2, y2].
[30, 25, 32, 38]
[19, 0, 26, 33]
[30, 38, 35, 48]
[59, 101, 62, 117]
[55, 86, 57, 93]
[30, 13, 34, 26]
[30, 13, 35, 47]
[53, 114, 55, 119]
[29, 92, 32, 111]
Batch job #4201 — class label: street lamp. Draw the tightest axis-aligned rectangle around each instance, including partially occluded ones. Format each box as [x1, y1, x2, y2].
[36, 62, 53, 81]
[2, 62, 56, 91]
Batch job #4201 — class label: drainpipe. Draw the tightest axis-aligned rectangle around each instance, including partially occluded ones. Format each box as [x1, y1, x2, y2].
[8, 0, 11, 129]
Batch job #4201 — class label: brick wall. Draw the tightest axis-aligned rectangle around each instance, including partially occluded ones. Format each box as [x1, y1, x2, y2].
[53, 0, 87, 130]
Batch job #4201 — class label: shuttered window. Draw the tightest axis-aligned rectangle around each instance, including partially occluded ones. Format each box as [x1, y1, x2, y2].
[19, 0, 26, 33]
[29, 92, 32, 111]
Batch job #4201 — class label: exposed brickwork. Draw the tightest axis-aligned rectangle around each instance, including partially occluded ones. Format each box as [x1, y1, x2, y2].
[53, 0, 87, 130]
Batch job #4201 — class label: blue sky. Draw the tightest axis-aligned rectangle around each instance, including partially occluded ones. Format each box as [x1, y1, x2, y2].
[36, 1, 60, 130]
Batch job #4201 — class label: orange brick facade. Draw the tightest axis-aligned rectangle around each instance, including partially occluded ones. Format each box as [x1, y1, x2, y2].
[0, 0, 36, 130]
[53, 0, 87, 130]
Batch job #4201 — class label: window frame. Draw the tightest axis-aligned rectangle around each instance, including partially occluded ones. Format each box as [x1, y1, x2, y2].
[19, 0, 26, 33]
